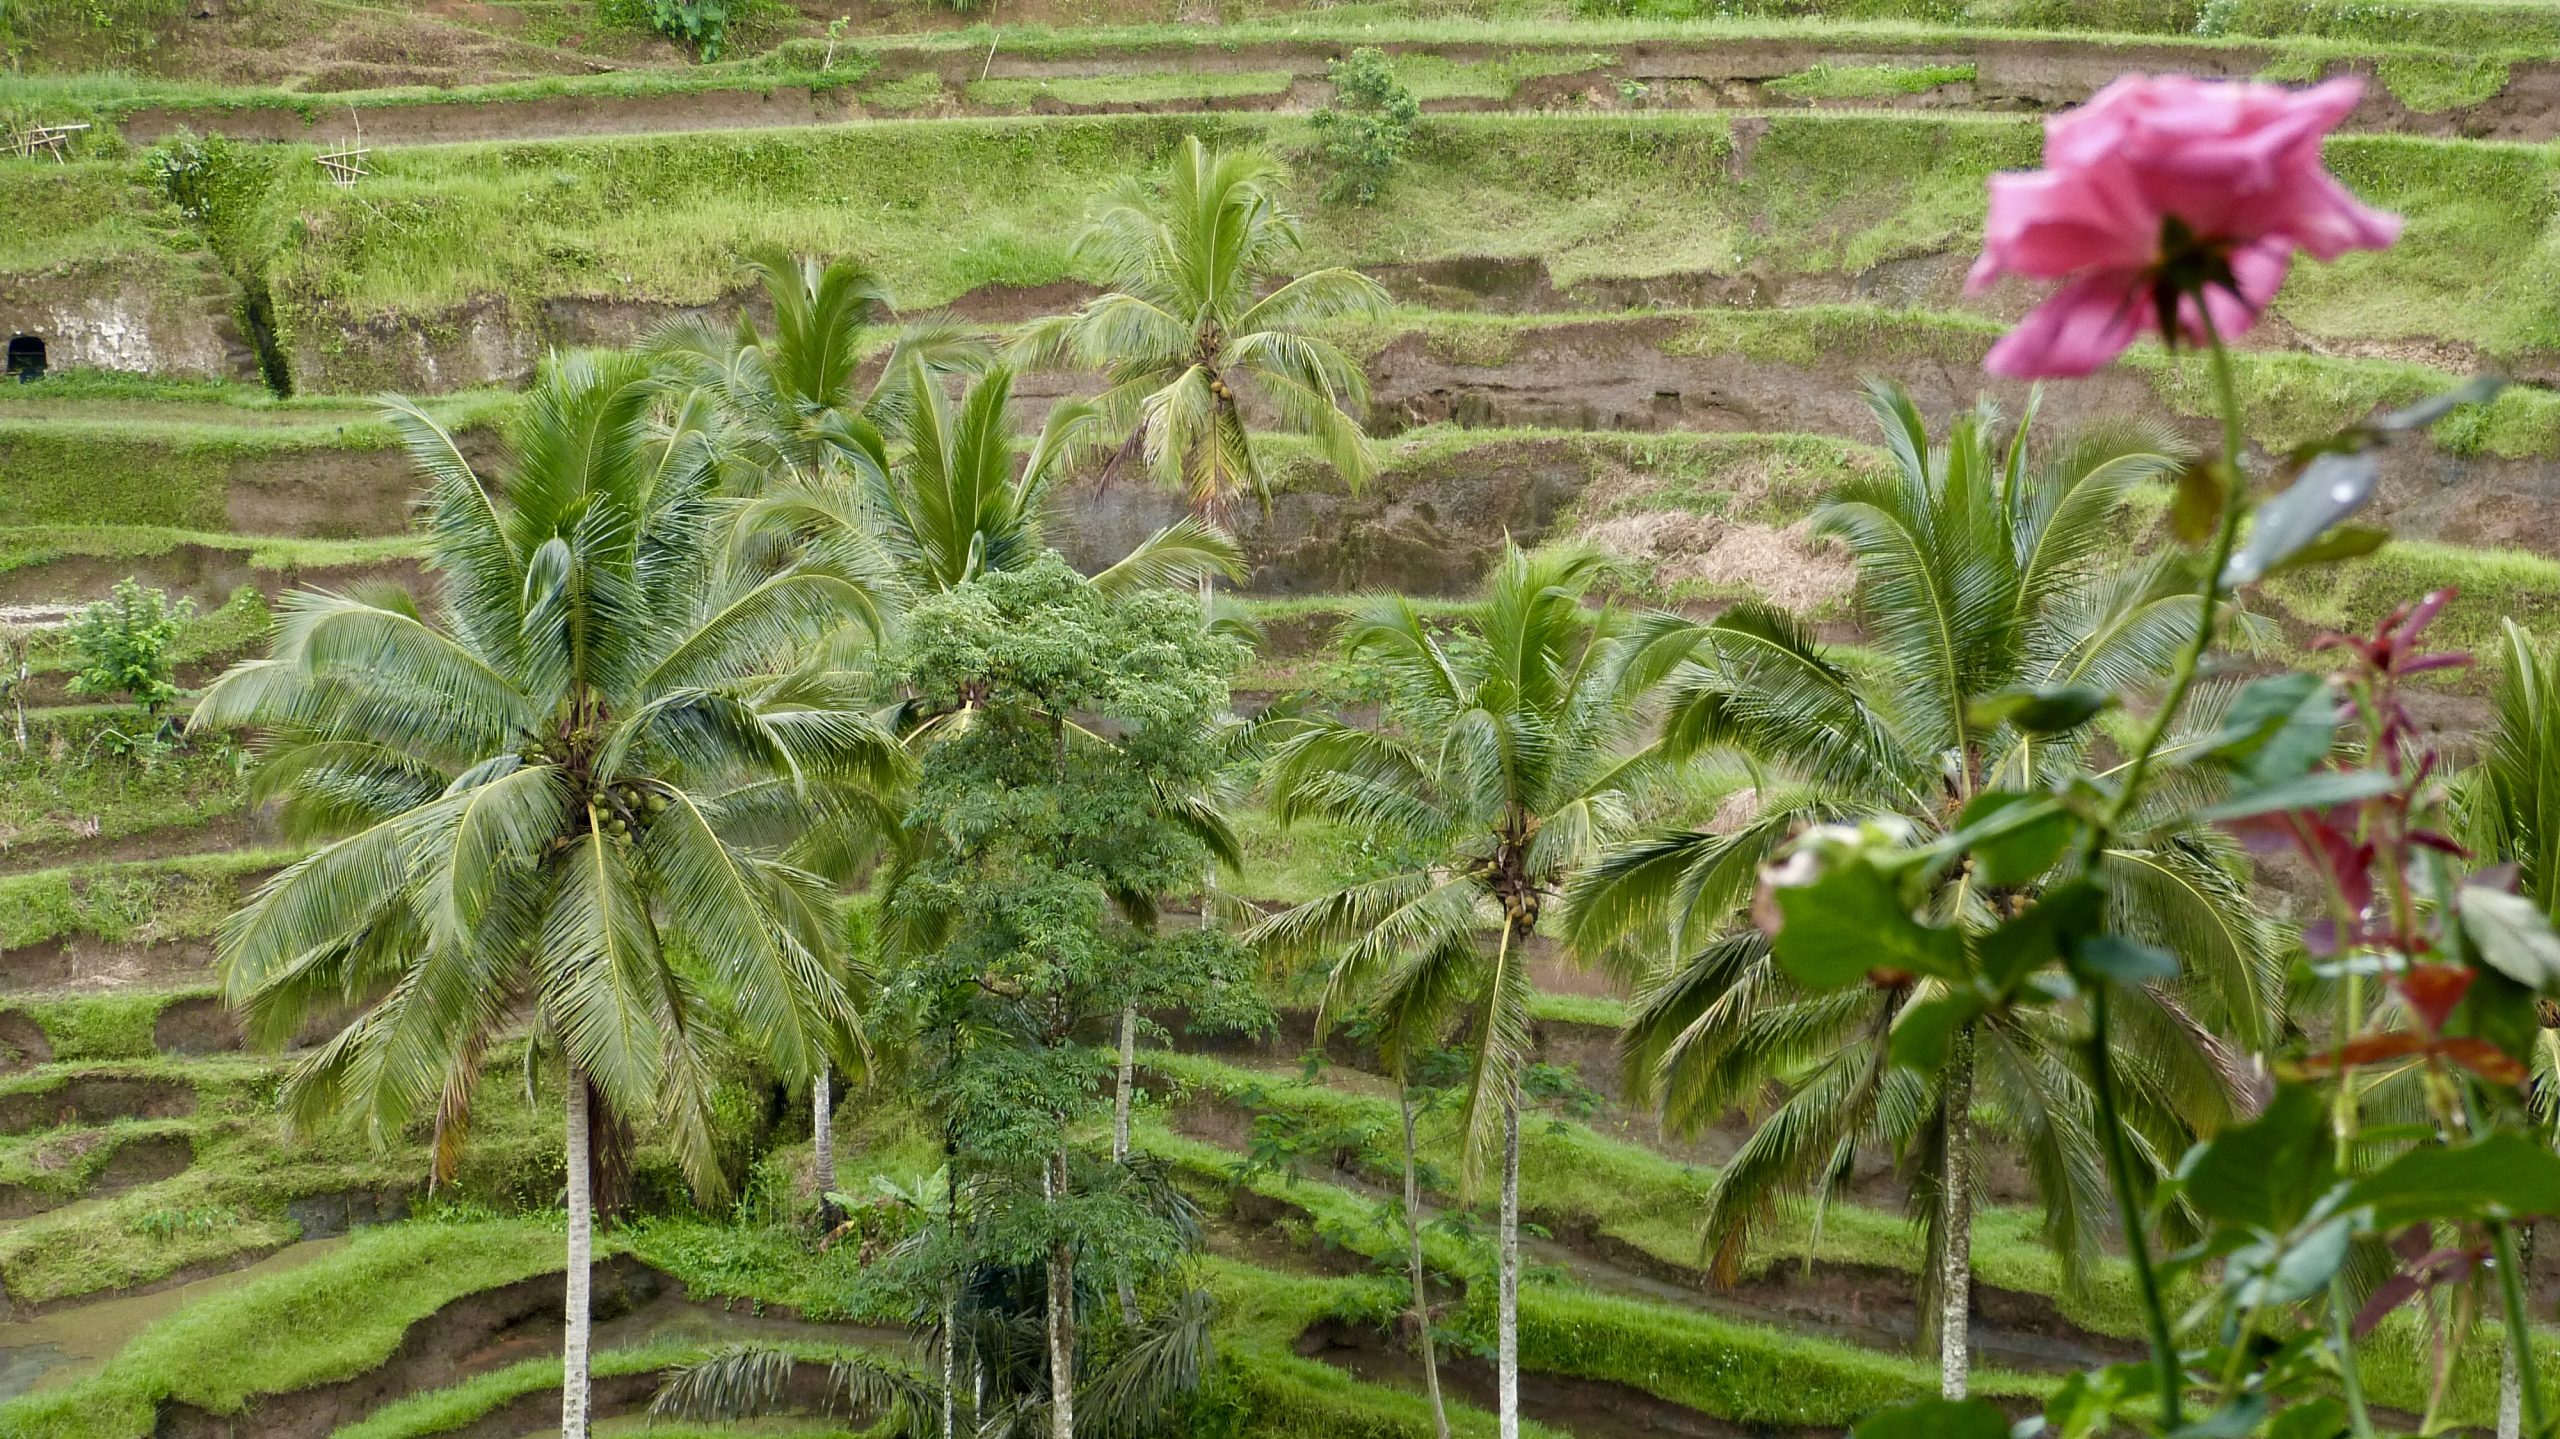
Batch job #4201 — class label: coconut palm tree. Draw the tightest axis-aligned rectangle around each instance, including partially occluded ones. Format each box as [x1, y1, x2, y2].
[739, 360, 1243, 605]
[1564, 381, 2282, 1398]
[1251, 542, 1657, 1439]
[193, 349, 904, 1439]
[649, 247, 988, 492]
[1011, 135, 1389, 554]
[2463, 619, 2560, 1439]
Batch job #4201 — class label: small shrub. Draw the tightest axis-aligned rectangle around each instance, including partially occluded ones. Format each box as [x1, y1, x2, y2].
[64, 578, 194, 714]
[129, 1205, 240, 1240]
[142, 128, 227, 223]
[1311, 47, 1421, 205]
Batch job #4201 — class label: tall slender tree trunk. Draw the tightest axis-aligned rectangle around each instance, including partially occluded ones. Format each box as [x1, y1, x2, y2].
[562, 1077, 594, 1439]
[1048, 1144, 1077, 1439]
[1400, 1073, 1452, 1439]
[1112, 1004, 1141, 1327]
[1498, 1077, 1521, 1439]
[943, 1286, 960, 1439]
[2501, 1222, 2536, 1439]
[812, 1063, 839, 1224]
[1937, 1025, 1976, 1400]
[1112, 1007, 1137, 1162]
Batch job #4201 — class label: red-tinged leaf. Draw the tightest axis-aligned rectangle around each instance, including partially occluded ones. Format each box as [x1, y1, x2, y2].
[2353, 1272, 2426, 1337]
[2436, 1037, 2530, 1086]
[2409, 830, 2471, 857]
[2288, 1032, 2426, 1076]
[2392, 588, 2457, 650]
[2341, 1032, 2430, 1065]
[2390, 1225, 2433, 1263]
[2395, 964, 2476, 1035]
[2398, 651, 2473, 675]
[2302, 917, 2340, 958]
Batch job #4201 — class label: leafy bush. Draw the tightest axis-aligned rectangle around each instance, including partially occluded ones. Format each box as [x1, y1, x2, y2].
[1311, 48, 1421, 205]
[64, 578, 193, 713]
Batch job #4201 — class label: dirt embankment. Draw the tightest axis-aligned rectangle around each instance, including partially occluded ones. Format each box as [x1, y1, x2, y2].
[1299, 1315, 1805, 1439]
[0, 937, 220, 996]
[151, 1256, 670, 1439]
[0, 1131, 193, 1221]
[112, 37, 2560, 148]
[0, 1074, 195, 1136]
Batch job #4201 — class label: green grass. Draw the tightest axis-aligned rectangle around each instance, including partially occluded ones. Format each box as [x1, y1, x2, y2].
[0, 525, 427, 581]
[333, 1339, 887, 1439]
[0, 1116, 199, 1199]
[1766, 61, 1974, 98]
[0, 710, 249, 854]
[1155, 1130, 2051, 1424]
[1384, 51, 1615, 101]
[0, 399, 499, 533]
[2260, 536, 2560, 659]
[965, 70, 1294, 108]
[1144, 1047, 2149, 1333]
[7, 988, 211, 1061]
[0, 1218, 572, 1439]
[0, 1059, 561, 1310]
[217, 111, 2560, 392]
[0, 160, 194, 280]
[0, 849, 287, 949]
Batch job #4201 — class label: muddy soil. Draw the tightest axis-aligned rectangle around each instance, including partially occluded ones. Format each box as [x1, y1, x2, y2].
[0, 1075, 195, 1136]
[152, 1256, 671, 1439]
[1352, 318, 2560, 550]
[1169, 1079, 2128, 1369]
[0, 1132, 192, 1222]
[0, 543, 426, 614]
[0, 938, 219, 995]
[0, 1236, 347, 1396]
[1297, 1314, 1812, 1439]
[0, 812, 278, 880]
[0, 1013, 50, 1075]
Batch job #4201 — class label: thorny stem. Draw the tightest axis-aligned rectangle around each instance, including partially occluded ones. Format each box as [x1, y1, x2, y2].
[2070, 321, 2249, 1434]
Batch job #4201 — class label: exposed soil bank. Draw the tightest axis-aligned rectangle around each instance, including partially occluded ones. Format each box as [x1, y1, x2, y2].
[0, 542, 424, 614]
[0, 1014, 50, 1075]
[0, 1132, 192, 1222]
[0, 938, 219, 996]
[1170, 1087, 2131, 1371]
[0, 1075, 195, 1136]
[1296, 1315, 1816, 1439]
[0, 813, 278, 880]
[151, 1255, 669, 1439]
[0, 1236, 349, 1399]
[113, 37, 2560, 148]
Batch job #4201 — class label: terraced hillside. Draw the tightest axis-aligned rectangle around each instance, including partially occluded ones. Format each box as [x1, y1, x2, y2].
[6, 0, 2560, 1434]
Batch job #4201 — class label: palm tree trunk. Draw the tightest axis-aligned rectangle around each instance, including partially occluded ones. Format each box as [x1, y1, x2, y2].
[1112, 1006, 1137, 1162]
[2501, 1222, 2535, 1439]
[1048, 1143, 1076, 1439]
[1937, 1025, 1976, 1400]
[943, 1285, 960, 1439]
[1498, 1076, 1521, 1439]
[812, 1063, 839, 1224]
[1112, 1003, 1141, 1327]
[1400, 1073, 1452, 1439]
[562, 1076, 594, 1439]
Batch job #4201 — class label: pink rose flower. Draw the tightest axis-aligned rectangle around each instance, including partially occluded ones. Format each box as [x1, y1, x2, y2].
[1967, 75, 2402, 379]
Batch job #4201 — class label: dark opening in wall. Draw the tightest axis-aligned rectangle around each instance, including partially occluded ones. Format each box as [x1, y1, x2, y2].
[4, 336, 42, 383]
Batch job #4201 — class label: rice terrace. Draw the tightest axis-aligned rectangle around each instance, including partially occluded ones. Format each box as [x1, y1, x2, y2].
[17, 0, 2560, 1435]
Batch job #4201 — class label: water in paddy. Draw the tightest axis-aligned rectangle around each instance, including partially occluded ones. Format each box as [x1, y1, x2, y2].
[0, 1237, 348, 1400]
